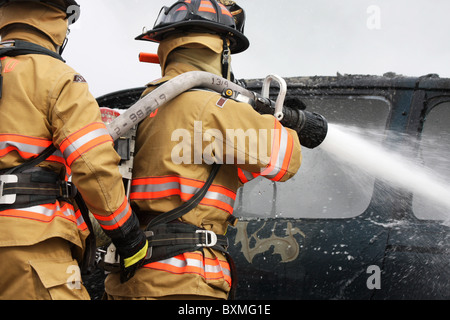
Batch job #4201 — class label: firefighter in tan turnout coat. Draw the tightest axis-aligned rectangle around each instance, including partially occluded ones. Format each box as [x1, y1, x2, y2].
[0, 0, 148, 299]
[104, 0, 302, 300]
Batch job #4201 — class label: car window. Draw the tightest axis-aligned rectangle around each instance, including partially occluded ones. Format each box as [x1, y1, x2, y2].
[413, 101, 450, 221]
[234, 96, 391, 219]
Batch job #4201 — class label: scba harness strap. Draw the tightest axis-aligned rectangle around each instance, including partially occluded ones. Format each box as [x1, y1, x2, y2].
[0, 40, 65, 61]
[0, 145, 76, 207]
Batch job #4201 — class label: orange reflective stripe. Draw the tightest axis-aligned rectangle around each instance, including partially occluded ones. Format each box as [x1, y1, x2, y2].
[45, 154, 67, 167]
[0, 134, 51, 159]
[75, 209, 88, 231]
[0, 201, 86, 230]
[0, 134, 67, 166]
[178, 0, 232, 17]
[260, 119, 294, 181]
[237, 168, 250, 183]
[237, 168, 259, 183]
[237, 121, 295, 184]
[271, 126, 294, 181]
[130, 175, 236, 214]
[0, 134, 50, 147]
[144, 251, 232, 286]
[91, 196, 132, 231]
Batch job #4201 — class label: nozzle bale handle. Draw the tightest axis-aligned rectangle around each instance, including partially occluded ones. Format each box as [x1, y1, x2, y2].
[296, 110, 328, 149]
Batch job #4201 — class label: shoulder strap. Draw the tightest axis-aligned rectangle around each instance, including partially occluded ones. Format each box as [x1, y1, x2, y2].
[0, 40, 65, 62]
[5, 144, 57, 175]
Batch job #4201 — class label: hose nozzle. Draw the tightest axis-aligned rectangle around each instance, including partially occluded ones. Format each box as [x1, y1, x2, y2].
[296, 110, 328, 149]
[251, 94, 328, 149]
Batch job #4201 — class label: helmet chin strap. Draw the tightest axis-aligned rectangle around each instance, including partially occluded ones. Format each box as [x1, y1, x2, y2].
[58, 28, 71, 55]
[221, 36, 240, 84]
[221, 36, 231, 79]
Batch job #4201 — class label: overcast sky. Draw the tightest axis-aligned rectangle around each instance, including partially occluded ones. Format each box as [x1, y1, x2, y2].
[64, 0, 450, 97]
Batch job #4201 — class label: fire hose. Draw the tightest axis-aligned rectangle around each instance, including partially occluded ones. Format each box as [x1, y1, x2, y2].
[98, 71, 329, 271]
[106, 71, 328, 149]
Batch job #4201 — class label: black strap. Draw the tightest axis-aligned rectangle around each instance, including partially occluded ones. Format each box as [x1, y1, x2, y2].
[144, 222, 229, 263]
[74, 191, 97, 275]
[5, 144, 57, 175]
[221, 36, 230, 79]
[145, 164, 221, 230]
[0, 40, 65, 62]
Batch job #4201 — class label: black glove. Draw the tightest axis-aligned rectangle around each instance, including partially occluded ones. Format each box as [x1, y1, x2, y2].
[118, 237, 149, 283]
[112, 214, 150, 283]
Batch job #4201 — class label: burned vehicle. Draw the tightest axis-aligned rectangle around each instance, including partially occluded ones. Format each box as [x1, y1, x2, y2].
[85, 72, 450, 300]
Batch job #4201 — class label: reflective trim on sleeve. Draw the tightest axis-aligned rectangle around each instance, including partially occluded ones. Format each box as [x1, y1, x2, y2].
[59, 122, 113, 167]
[91, 196, 133, 231]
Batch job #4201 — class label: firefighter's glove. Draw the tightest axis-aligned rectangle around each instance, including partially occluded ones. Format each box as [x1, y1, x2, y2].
[119, 238, 149, 283]
[114, 226, 149, 283]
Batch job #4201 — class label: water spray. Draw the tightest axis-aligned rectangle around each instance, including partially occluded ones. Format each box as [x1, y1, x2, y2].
[320, 123, 450, 223]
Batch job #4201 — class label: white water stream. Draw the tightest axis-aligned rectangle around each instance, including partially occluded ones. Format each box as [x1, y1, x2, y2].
[319, 123, 450, 225]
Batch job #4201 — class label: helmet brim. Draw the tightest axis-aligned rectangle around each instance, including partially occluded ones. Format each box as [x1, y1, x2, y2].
[135, 20, 250, 54]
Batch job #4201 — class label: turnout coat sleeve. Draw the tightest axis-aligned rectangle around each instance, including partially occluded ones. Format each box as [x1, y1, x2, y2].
[200, 92, 302, 183]
[48, 69, 135, 239]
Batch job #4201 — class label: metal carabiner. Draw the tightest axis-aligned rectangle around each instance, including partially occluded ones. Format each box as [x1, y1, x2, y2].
[261, 74, 287, 121]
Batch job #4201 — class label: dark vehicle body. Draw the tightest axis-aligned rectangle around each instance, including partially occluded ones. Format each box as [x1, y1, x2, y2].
[87, 73, 450, 300]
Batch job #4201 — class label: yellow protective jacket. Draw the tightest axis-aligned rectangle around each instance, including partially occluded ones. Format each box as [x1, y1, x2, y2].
[105, 34, 302, 299]
[0, 27, 136, 260]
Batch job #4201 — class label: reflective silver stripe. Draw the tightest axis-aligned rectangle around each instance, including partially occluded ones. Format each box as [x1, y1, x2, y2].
[131, 180, 235, 208]
[132, 182, 179, 193]
[204, 260, 232, 278]
[16, 204, 72, 217]
[94, 201, 131, 228]
[0, 141, 46, 155]
[0, 140, 64, 160]
[14, 203, 85, 227]
[239, 169, 256, 182]
[75, 213, 86, 227]
[62, 128, 110, 160]
[155, 256, 232, 278]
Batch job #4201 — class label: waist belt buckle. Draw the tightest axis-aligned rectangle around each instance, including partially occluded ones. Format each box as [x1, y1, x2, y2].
[60, 181, 78, 199]
[196, 230, 218, 248]
[0, 175, 18, 205]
